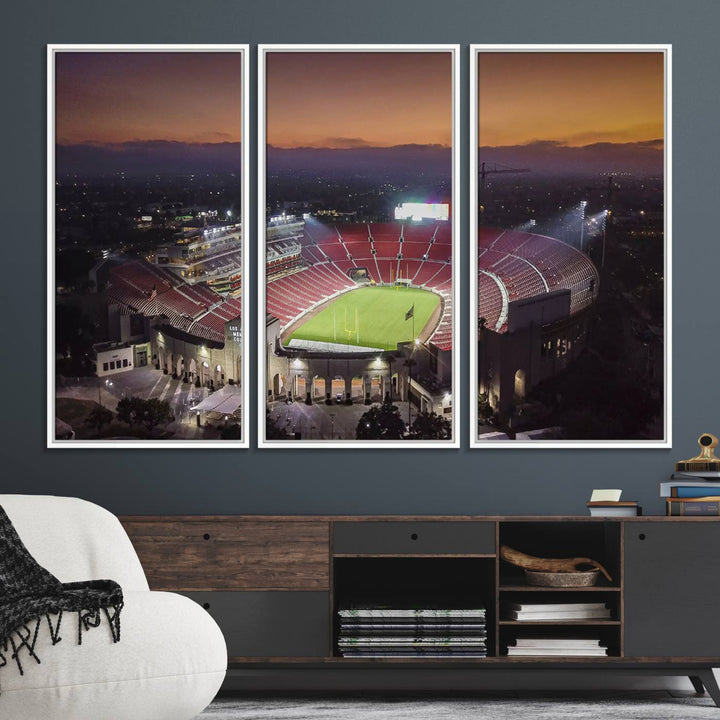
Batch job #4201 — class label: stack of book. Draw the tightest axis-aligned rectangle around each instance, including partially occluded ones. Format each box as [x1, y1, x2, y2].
[661, 472, 720, 516]
[507, 637, 608, 657]
[336, 607, 487, 657]
[505, 602, 612, 621]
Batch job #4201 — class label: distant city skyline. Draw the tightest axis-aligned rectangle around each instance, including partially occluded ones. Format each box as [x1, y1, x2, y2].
[55, 52, 243, 145]
[478, 52, 664, 148]
[266, 52, 452, 149]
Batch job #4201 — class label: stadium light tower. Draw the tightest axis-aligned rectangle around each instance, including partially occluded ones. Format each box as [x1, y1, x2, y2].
[579, 200, 588, 251]
[601, 208, 609, 269]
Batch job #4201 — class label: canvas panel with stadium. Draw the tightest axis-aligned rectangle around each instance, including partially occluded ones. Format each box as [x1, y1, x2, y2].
[261, 47, 458, 445]
[49, 47, 248, 446]
[472, 47, 669, 445]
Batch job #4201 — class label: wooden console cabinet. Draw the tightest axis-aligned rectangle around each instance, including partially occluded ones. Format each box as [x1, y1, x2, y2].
[120, 515, 720, 703]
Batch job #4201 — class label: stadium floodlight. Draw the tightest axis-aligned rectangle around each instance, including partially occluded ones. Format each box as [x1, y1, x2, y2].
[579, 201, 588, 251]
[394, 202, 449, 222]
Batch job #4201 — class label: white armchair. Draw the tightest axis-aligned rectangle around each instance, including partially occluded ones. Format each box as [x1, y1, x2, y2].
[0, 495, 226, 720]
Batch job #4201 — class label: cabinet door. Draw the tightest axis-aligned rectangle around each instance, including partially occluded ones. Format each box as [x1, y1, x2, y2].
[123, 520, 330, 591]
[184, 591, 330, 658]
[334, 521, 495, 555]
[624, 522, 720, 657]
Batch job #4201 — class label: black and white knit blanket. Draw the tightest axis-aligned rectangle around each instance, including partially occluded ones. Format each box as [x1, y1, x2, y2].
[0, 504, 123, 683]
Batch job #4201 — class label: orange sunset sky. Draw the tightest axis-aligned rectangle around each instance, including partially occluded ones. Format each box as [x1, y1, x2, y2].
[266, 52, 452, 148]
[478, 51, 664, 147]
[55, 52, 243, 145]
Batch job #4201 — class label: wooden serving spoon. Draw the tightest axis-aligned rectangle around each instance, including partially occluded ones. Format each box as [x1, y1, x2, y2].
[500, 545, 613, 583]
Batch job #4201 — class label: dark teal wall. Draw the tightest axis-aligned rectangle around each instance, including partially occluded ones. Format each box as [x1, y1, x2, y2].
[5, 0, 719, 517]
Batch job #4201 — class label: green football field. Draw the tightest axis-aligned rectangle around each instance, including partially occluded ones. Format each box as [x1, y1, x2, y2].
[288, 286, 440, 350]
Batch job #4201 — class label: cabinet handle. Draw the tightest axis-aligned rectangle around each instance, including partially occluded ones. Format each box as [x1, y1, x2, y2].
[203, 533, 211, 540]
[410, 533, 419, 541]
[203, 602, 211, 610]
[638, 533, 646, 541]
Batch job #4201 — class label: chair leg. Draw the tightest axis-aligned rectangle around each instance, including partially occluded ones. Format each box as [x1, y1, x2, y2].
[689, 675, 705, 694]
[699, 670, 720, 707]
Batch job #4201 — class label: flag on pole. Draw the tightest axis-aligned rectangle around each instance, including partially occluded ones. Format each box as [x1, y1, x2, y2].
[405, 305, 414, 321]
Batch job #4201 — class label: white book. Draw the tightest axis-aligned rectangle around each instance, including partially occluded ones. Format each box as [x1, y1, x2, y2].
[509, 603, 606, 613]
[513, 638, 603, 648]
[508, 609, 611, 621]
[507, 647, 608, 657]
[589, 506, 638, 517]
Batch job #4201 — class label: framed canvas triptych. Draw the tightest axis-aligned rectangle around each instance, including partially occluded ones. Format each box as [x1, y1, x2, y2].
[47, 43, 670, 449]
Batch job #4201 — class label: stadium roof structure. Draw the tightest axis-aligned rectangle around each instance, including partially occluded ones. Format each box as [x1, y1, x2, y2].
[190, 384, 242, 415]
[478, 227, 599, 334]
[107, 259, 241, 344]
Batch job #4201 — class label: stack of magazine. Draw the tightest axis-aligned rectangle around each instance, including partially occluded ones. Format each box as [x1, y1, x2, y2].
[337, 607, 487, 657]
[507, 637, 608, 657]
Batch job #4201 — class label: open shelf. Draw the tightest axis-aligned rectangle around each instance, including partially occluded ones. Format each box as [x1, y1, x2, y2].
[499, 521, 622, 585]
[496, 522, 623, 659]
[499, 624, 621, 657]
[329, 521, 626, 664]
[333, 556, 496, 658]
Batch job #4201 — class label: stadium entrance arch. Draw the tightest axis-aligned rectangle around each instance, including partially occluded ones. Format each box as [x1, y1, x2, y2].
[272, 373, 283, 398]
[313, 376, 325, 400]
[351, 375, 363, 400]
[514, 369, 526, 400]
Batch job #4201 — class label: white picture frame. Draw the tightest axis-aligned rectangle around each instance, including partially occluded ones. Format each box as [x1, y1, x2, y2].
[469, 44, 672, 448]
[47, 44, 250, 448]
[258, 44, 460, 448]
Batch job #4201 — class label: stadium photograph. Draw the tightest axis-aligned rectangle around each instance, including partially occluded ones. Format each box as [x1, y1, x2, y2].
[49, 46, 249, 447]
[471, 46, 669, 446]
[259, 46, 459, 447]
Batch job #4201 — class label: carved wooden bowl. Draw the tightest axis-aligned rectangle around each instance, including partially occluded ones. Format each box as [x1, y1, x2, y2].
[524, 568, 600, 587]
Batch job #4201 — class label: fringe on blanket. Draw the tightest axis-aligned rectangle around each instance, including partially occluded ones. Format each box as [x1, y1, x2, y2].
[0, 505, 124, 692]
